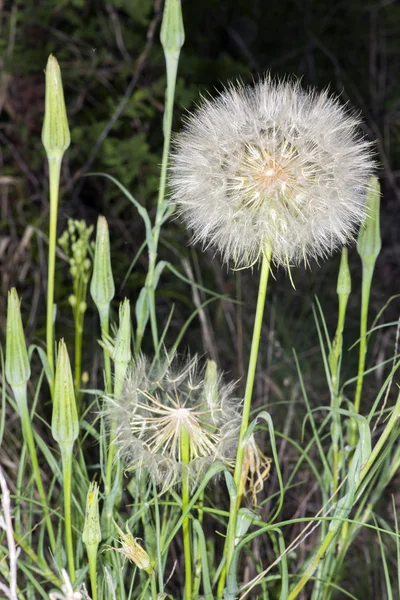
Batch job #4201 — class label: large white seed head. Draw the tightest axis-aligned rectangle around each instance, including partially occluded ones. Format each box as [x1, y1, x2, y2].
[104, 355, 241, 490]
[169, 76, 375, 268]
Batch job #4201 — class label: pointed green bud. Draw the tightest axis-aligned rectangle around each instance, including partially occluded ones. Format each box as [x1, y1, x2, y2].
[336, 248, 351, 298]
[113, 299, 131, 397]
[52, 340, 79, 446]
[41, 55, 70, 160]
[82, 481, 101, 547]
[5, 289, 31, 388]
[90, 216, 115, 318]
[204, 359, 219, 419]
[160, 0, 185, 54]
[357, 177, 381, 265]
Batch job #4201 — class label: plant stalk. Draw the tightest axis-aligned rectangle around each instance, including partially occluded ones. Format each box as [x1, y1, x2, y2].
[181, 426, 192, 600]
[219, 249, 271, 595]
[46, 156, 62, 390]
[61, 443, 75, 582]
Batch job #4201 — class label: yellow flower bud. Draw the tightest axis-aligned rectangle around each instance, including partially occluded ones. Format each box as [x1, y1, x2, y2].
[41, 55, 70, 160]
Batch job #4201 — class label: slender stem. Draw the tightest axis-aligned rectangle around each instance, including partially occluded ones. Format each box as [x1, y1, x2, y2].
[99, 306, 112, 395]
[220, 250, 271, 594]
[192, 490, 204, 599]
[14, 387, 56, 551]
[46, 156, 62, 390]
[86, 545, 98, 600]
[352, 264, 374, 430]
[61, 444, 75, 582]
[181, 426, 192, 600]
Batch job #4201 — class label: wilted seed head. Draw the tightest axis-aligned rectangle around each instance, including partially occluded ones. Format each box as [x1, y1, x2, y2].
[82, 481, 101, 548]
[169, 75, 375, 268]
[105, 355, 241, 490]
[110, 521, 152, 575]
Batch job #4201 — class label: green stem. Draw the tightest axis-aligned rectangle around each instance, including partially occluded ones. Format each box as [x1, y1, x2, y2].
[181, 426, 192, 600]
[220, 250, 271, 595]
[192, 490, 204, 599]
[86, 545, 98, 600]
[14, 386, 56, 551]
[151, 571, 158, 600]
[46, 156, 62, 391]
[61, 444, 75, 582]
[351, 263, 374, 442]
[99, 306, 112, 395]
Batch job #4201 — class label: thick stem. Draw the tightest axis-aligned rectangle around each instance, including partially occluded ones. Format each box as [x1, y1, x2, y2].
[46, 156, 62, 390]
[219, 249, 271, 596]
[86, 544, 98, 600]
[61, 444, 75, 582]
[181, 426, 192, 600]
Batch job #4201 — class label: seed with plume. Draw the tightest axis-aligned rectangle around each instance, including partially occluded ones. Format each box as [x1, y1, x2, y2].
[104, 355, 241, 490]
[169, 76, 375, 268]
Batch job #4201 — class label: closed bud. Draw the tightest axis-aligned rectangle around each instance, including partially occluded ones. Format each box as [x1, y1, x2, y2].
[336, 248, 351, 298]
[204, 359, 219, 420]
[114, 299, 131, 366]
[357, 177, 381, 265]
[5, 289, 31, 389]
[113, 299, 131, 396]
[160, 0, 185, 54]
[82, 481, 101, 547]
[52, 340, 79, 446]
[41, 55, 70, 160]
[90, 216, 115, 315]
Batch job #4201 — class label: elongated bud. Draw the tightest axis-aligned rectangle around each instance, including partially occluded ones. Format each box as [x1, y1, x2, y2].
[52, 340, 79, 446]
[357, 177, 381, 265]
[41, 55, 70, 160]
[337, 248, 351, 298]
[83, 481, 101, 547]
[90, 216, 115, 315]
[204, 360, 219, 419]
[5, 289, 31, 388]
[113, 521, 152, 575]
[160, 0, 185, 54]
[113, 299, 131, 396]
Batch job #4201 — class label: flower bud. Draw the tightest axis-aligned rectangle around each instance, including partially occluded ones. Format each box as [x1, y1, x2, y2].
[113, 299, 131, 396]
[160, 0, 185, 54]
[90, 216, 115, 315]
[5, 288, 31, 388]
[204, 359, 219, 420]
[336, 248, 351, 298]
[41, 55, 70, 160]
[82, 481, 101, 547]
[52, 340, 79, 446]
[357, 177, 381, 265]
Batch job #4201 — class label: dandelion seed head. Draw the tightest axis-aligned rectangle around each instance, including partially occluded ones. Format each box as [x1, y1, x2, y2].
[169, 75, 375, 268]
[104, 355, 241, 490]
